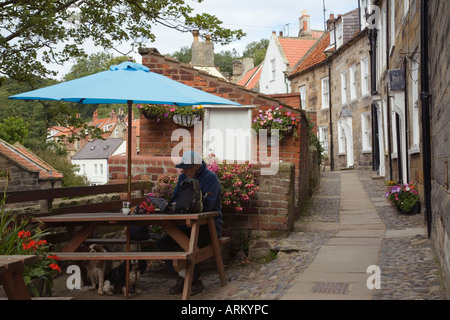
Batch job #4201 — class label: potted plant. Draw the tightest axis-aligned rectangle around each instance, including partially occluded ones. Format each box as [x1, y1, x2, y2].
[172, 105, 205, 127]
[252, 106, 300, 141]
[206, 154, 259, 213]
[0, 172, 61, 297]
[385, 181, 420, 215]
[137, 104, 173, 121]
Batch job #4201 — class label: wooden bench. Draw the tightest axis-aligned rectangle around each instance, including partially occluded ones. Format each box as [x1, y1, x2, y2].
[83, 236, 230, 250]
[51, 252, 191, 261]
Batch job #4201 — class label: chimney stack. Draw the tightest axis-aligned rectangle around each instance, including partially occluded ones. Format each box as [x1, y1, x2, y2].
[191, 31, 215, 67]
[298, 9, 312, 37]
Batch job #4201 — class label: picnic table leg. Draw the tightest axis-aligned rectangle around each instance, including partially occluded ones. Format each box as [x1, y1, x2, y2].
[181, 220, 200, 300]
[207, 217, 227, 286]
[62, 222, 100, 252]
[0, 269, 32, 300]
[125, 222, 130, 298]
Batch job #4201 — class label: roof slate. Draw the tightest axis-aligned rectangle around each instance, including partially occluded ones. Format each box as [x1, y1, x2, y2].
[72, 138, 124, 160]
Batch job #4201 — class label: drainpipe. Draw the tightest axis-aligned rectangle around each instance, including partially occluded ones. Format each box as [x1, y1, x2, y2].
[328, 61, 334, 171]
[420, 0, 432, 238]
[385, 2, 393, 182]
[403, 57, 410, 183]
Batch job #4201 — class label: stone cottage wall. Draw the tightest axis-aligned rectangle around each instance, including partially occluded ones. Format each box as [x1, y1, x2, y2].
[428, 0, 450, 299]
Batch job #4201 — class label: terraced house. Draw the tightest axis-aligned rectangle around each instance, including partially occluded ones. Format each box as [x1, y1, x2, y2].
[287, 0, 448, 296]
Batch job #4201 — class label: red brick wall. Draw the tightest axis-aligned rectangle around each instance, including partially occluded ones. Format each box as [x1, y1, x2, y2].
[108, 49, 318, 240]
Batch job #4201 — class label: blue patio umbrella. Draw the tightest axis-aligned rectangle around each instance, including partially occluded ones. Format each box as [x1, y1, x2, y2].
[9, 61, 240, 200]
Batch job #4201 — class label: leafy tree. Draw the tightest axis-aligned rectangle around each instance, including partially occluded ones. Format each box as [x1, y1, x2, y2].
[168, 46, 192, 64]
[34, 142, 90, 187]
[242, 38, 269, 66]
[214, 49, 240, 75]
[0, 0, 245, 82]
[0, 116, 29, 144]
[63, 52, 129, 81]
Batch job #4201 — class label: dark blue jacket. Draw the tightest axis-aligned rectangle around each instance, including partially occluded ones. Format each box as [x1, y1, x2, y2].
[171, 162, 222, 237]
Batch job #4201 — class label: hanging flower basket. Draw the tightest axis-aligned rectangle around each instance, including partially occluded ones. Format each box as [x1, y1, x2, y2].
[252, 106, 299, 141]
[138, 104, 172, 121]
[172, 105, 205, 127]
[172, 114, 200, 127]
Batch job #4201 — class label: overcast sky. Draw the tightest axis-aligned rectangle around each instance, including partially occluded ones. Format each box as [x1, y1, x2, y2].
[52, 0, 360, 78]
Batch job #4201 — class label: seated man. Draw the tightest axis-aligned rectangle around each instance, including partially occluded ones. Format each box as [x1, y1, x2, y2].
[158, 150, 222, 295]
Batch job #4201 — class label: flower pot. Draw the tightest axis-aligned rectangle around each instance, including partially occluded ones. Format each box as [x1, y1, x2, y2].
[172, 114, 200, 127]
[142, 109, 159, 119]
[27, 277, 46, 297]
[401, 201, 421, 215]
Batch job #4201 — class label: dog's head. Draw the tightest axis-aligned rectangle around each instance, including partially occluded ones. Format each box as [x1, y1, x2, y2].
[88, 244, 106, 253]
[130, 259, 147, 274]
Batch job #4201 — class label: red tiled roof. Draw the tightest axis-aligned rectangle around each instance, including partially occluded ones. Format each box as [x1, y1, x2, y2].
[238, 64, 262, 90]
[0, 139, 63, 180]
[290, 32, 333, 75]
[278, 30, 324, 67]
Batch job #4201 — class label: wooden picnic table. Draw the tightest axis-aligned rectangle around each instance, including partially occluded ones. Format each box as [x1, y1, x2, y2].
[0, 255, 37, 300]
[38, 211, 226, 300]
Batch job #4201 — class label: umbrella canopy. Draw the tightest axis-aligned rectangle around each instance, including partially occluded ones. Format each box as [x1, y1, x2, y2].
[9, 61, 240, 106]
[9, 61, 240, 200]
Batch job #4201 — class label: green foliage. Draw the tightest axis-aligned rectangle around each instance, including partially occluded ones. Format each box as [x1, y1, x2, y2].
[385, 181, 420, 213]
[242, 39, 269, 66]
[168, 46, 191, 64]
[33, 143, 89, 187]
[306, 114, 325, 165]
[1, 0, 245, 81]
[0, 116, 29, 144]
[0, 171, 61, 296]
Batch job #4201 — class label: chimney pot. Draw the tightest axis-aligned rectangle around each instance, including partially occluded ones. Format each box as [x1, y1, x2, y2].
[279, 31, 283, 36]
[193, 30, 199, 42]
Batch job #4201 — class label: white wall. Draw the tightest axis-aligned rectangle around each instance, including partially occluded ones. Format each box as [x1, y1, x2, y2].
[72, 158, 109, 185]
[259, 34, 290, 94]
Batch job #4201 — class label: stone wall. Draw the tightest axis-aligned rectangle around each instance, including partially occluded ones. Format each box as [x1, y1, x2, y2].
[428, 0, 450, 298]
[330, 32, 372, 170]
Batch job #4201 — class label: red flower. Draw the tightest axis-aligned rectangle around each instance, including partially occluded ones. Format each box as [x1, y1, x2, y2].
[18, 230, 31, 239]
[49, 263, 61, 272]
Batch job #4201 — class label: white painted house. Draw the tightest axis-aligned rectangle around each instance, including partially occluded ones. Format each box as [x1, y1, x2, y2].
[259, 10, 323, 94]
[71, 138, 126, 185]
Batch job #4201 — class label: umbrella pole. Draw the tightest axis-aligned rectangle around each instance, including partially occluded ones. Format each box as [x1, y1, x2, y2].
[127, 100, 132, 202]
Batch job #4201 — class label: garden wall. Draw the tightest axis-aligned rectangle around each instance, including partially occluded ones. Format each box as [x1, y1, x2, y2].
[108, 156, 297, 256]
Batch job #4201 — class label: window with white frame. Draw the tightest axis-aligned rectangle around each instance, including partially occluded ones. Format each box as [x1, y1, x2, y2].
[318, 126, 328, 153]
[361, 112, 372, 152]
[350, 65, 357, 100]
[321, 77, 329, 109]
[341, 72, 347, 105]
[361, 59, 370, 96]
[100, 164, 104, 176]
[338, 121, 346, 154]
[270, 58, 276, 81]
[94, 164, 98, 176]
[411, 56, 420, 150]
[299, 86, 306, 110]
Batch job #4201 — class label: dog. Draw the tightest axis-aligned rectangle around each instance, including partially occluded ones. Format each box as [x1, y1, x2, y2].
[82, 244, 109, 295]
[103, 259, 147, 296]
